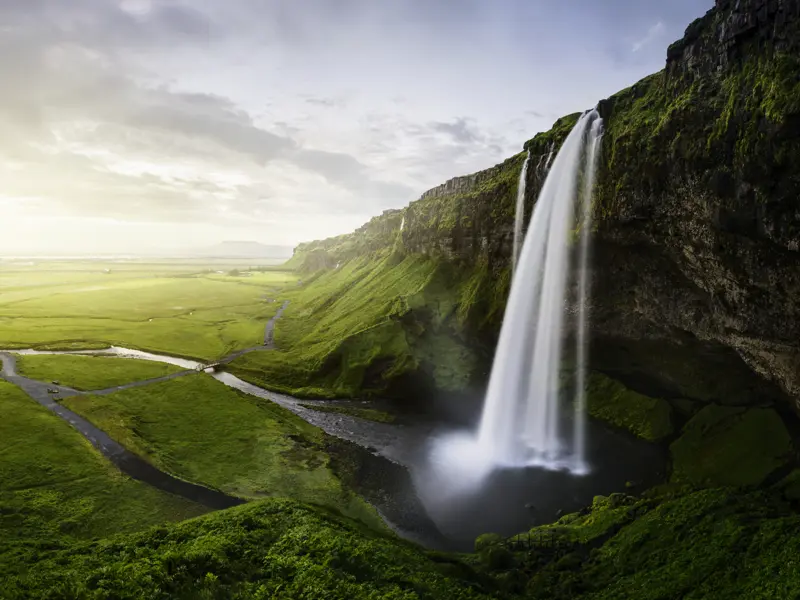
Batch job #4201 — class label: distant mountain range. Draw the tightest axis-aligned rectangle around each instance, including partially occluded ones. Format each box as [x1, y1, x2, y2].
[194, 241, 294, 259]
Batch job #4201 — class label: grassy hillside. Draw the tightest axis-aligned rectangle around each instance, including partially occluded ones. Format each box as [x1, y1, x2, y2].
[0, 381, 207, 564]
[62, 374, 383, 528]
[230, 253, 508, 398]
[486, 487, 800, 599]
[15, 354, 185, 390]
[1, 498, 500, 600]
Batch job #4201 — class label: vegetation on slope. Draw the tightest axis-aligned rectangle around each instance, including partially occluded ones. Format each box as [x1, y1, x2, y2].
[0, 381, 207, 567]
[478, 487, 800, 599]
[61, 374, 383, 528]
[15, 354, 185, 390]
[596, 51, 800, 220]
[2, 499, 500, 600]
[231, 254, 506, 398]
[253, 3, 800, 406]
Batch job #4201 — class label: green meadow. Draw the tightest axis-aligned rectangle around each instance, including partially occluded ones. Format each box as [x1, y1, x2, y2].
[0, 259, 388, 584]
[15, 354, 185, 390]
[61, 374, 384, 529]
[0, 261, 298, 360]
[0, 380, 207, 566]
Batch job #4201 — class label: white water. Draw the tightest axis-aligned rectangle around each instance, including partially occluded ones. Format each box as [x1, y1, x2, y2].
[437, 110, 603, 479]
[572, 117, 603, 465]
[512, 151, 531, 272]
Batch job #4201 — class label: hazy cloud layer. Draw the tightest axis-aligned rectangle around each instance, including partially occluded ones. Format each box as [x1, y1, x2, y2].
[0, 0, 710, 253]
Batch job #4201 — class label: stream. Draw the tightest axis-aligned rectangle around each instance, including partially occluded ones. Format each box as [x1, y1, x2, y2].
[1, 340, 666, 551]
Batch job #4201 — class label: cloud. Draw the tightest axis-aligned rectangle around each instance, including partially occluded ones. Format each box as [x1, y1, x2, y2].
[0, 1, 417, 227]
[0, 0, 696, 252]
[304, 97, 342, 108]
[429, 118, 483, 144]
[632, 21, 666, 53]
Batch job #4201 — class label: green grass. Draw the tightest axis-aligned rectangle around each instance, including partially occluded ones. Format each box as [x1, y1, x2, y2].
[0, 263, 297, 360]
[15, 354, 185, 390]
[510, 493, 639, 550]
[586, 373, 674, 441]
[2, 499, 500, 600]
[0, 380, 207, 562]
[534, 488, 800, 599]
[477, 488, 800, 599]
[230, 254, 496, 398]
[670, 406, 792, 487]
[61, 374, 384, 529]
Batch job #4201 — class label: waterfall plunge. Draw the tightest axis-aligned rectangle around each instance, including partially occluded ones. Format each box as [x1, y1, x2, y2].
[426, 110, 603, 494]
[479, 110, 603, 474]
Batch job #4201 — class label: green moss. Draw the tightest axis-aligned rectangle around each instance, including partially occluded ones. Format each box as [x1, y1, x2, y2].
[576, 489, 800, 599]
[492, 487, 800, 599]
[3, 499, 501, 599]
[670, 406, 792, 487]
[525, 113, 582, 156]
[515, 493, 641, 549]
[597, 50, 800, 219]
[586, 373, 673, 441]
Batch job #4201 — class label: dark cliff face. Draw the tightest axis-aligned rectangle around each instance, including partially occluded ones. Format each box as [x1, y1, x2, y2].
[583, 0, 800, 407]
[290, 0, 800, 409]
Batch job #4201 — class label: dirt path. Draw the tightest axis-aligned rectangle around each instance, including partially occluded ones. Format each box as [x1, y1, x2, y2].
[0, 351, 244, 510]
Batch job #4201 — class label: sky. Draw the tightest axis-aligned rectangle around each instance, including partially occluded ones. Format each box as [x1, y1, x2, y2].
[0, 0, 710, 255]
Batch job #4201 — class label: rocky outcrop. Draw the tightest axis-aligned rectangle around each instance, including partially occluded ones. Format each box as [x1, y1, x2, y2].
[419, 162, 514, 201]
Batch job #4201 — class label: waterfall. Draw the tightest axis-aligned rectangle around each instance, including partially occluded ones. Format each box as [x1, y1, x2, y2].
[477, 109, 604, 474]
[572, 117, 603, 466]
[512, 150, 531, 273]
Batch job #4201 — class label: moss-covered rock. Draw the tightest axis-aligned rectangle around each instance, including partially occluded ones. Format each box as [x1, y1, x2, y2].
[496, 487, 800, 599]
[586, 373, 673, 441]
[670, 406, 793, 487]
[475, 532, 504, 552]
